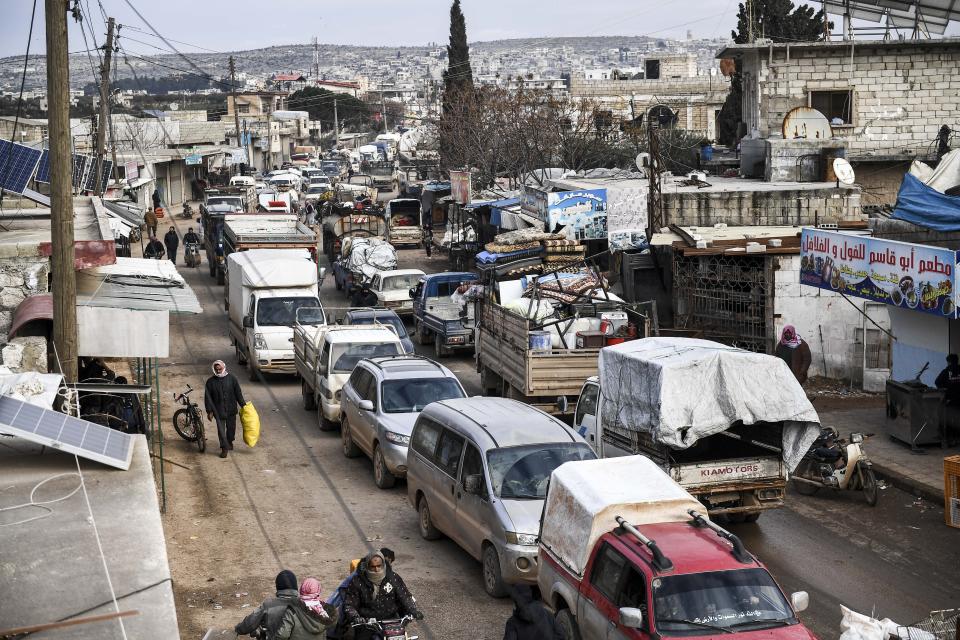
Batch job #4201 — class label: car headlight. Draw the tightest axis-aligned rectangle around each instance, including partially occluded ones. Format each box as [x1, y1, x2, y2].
[505, 532, 538, 546]
[384, 430, 410, 445]
[253, 333, 267, 349]
[851, 432, 863, 443]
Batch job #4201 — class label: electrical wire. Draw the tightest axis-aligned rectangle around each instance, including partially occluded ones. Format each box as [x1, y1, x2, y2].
[0, 0, 38, 209]
[0, 472, 83, 527]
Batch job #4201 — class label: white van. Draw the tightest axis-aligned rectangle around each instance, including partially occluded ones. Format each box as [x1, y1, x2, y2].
[229, 175, 256, 188]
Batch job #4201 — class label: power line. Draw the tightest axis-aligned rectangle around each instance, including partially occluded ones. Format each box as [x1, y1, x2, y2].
[0, 0, 38, 208]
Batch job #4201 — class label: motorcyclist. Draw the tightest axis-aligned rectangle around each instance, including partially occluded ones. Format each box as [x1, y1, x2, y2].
[235, 569, 333, 639]
[183, 227, 201, 246]
[343, 551, 422, 640]
[143, 235, 165, 259]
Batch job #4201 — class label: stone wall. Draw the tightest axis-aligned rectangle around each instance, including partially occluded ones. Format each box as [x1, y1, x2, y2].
[663, 185, 861, 227]
[0, 256, 49, 339]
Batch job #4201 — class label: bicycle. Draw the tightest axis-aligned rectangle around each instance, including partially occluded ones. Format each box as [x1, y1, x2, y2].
[172, 385, 206, 453]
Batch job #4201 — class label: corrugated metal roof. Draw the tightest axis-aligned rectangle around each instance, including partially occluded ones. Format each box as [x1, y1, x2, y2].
[77, 258, 203, 314]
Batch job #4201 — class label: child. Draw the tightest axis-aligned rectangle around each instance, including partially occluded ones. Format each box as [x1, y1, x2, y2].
[299, 577, 334, 624]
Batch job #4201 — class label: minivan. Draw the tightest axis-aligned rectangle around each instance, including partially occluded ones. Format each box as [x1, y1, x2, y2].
[406, 397, 595, 597]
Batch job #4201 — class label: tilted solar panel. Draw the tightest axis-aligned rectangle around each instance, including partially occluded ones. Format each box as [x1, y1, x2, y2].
[83, 158, 112, 193]
[0, 139, 43, 195]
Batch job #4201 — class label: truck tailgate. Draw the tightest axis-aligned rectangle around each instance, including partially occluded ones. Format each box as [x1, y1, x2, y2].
[672, 457, 784, 489]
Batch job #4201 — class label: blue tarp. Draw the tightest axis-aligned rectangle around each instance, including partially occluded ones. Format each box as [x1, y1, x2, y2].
[891, 172, 960, 231]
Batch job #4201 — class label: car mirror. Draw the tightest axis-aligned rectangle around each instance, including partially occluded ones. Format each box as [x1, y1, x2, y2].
[555, 396, 569, 414]
[318, 267, 327, 283]
[790, 591, 809, 613]
[409, 287, 417, 299]
[619, 607, 644, 629]
[242, 316, 254, 328]
[463, 474, 483, 495]
[358, 399, 375, 412]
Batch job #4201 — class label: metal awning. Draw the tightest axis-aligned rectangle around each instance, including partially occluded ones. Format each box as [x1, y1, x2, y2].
[8, 294, 52, 340]
[77, 257, 203, 315]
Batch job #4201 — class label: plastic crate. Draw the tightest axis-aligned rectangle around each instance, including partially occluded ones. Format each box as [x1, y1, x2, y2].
[945, 455, 960, 528]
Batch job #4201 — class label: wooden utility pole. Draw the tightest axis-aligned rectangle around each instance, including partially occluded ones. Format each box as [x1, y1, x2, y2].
[229, 56, 242, 162]
[46, 0, 78, 382]
[333, 98, 339, 146]
[93, 17, 115, 197]
[380, 92, 389, 134]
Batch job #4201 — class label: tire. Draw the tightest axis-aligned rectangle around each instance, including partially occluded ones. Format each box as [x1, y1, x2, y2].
[302, 380, 317, 411]
[341, 417, 361, 458]
[743, 512, 760, 523]
[861, 465, 879, 506]
[416, 322, 430, 346]
[434, 334, 447, 358]
[236, 344, 247, 366]
[793, 479, 820, 496]
[373, 444, 397, 489]
[318, 408, 338, 432]
[417, 497, 441, 540]
[173, 408, 199, 441]
[482, 544, 508, 598]
[248, 360, 258, 382]
[556, 609, 582, 640]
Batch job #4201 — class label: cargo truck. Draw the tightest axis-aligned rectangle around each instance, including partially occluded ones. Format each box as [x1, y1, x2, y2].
[219, 215, 319, 284]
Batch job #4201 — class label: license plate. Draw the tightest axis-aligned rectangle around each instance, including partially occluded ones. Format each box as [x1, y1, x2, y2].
[447, 336, 465, 345]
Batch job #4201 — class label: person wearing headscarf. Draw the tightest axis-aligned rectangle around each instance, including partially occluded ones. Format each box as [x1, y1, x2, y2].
[298, 578, 338, 626]
[775, 325, 812, 385]
[204, 359, 246, 458]
[502, 584, 563, 640]
[343, 550, 422, 640]
[235, 570, 329, 639]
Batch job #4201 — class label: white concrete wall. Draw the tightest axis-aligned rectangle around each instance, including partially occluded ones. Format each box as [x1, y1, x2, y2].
[775, 255, 880, 381]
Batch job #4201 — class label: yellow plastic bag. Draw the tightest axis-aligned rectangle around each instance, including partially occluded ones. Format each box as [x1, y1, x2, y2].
[240, 402, 260, 447]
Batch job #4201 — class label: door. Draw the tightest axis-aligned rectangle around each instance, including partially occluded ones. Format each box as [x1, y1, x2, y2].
[574, 381, 601, 450]
[579, 543, 631, 640]
[609, 565, 649, 640]
[454, 442, 491, 558]
[246, 295, 258, 357]
[430, 427, 465, 534]
[343, 368, 368, 440]
[353, 369, 378, 455]
[861, 302, 891, 393]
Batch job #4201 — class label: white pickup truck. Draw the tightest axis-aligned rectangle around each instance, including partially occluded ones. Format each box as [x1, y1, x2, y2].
[571, 337, 821, 521]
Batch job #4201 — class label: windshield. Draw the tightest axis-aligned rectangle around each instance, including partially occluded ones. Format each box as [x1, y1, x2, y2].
[256, 297, 323, 327]
[207, 197, 241, 207]
[487, 443, 595, 500]
[381, 378, 464, 413]
[383, 274, 421, 291]
[653, 569, 795, 636]
[349, 314, 407, 339]
[330, 341, 401, 373]
[308, 186, 328, 194]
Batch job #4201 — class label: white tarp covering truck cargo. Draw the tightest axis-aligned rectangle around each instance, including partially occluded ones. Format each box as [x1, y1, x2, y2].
[574, 337, 821, 519]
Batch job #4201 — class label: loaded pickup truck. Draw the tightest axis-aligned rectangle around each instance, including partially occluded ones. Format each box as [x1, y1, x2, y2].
[410, 272, 478, 357]
[537, 455, 814, 640]
[572, 337, 821, 520]
[200, 185, 257, 215]
[385, 198, 423, 247]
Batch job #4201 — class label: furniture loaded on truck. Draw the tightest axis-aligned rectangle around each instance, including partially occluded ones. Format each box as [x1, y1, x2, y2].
[572, 337, 821, 520]
[537, 455, 814, 640]
[226, 249, 324, 380]
[218, 214, 319, 285]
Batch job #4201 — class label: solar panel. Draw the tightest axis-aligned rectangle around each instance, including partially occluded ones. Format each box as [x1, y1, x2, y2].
[83, 158, 112, 193]
[35, 151, 94, 189]
[35, 149, 50, 183]
[824, 0, 954, 33]
[0, 394, 134, 470]
[0, 139, 43, 195]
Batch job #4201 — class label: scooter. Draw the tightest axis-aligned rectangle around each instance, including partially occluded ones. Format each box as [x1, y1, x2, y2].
[178, 202, 193, 219]
[351, 615, 419, 640]
[183, 242, 202, 268]
[791, 427, 879, 506]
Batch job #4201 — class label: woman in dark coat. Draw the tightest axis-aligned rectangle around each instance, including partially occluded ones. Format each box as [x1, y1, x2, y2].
[775, 325, 812, 385]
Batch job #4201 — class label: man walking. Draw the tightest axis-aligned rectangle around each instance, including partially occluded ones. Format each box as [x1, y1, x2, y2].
[164, 225, 180, 265]
[204, 359, 246, 458]
[144, 207, 158, 238]
[152, 188, 161, 211]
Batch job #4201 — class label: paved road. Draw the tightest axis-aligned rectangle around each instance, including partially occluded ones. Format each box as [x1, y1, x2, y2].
[162, 244, 960, 640]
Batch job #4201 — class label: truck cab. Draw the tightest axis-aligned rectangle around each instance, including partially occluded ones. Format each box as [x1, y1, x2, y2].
[410, 272, 479, 356]
[385, 198, 423, 247]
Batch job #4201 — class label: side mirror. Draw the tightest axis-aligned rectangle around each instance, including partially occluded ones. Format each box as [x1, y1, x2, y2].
[463, 474, 483, 495]
[619, 607, 644, 629]
[358, 399, 375, 412]
[790, 591, 809, 613]
[409, 287, 417, 299]
[555, 396, 569, 414]
[242, 316, 254, 328]
[318, 267, 327, 283]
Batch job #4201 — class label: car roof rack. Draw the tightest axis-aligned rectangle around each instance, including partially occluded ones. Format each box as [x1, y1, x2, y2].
[615, 515, 673, 572]
[687, 509, 754, 564]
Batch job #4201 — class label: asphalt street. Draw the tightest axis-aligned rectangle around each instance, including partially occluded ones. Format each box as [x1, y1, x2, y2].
[160, 241, 960, 640]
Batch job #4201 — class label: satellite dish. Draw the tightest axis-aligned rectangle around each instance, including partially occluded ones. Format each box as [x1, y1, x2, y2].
[169, 103, 180, 111]
[782, 106, 831, 140]
[833, 158, 856, 185]
[636, 152, 650, 171]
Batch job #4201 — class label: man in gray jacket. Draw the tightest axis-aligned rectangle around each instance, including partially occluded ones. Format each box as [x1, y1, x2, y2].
[204, 359, 246, 458]
[235, 569, 337, 639]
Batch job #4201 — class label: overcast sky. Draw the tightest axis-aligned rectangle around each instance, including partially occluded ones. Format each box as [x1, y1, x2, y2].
[1, 0, 955, 59]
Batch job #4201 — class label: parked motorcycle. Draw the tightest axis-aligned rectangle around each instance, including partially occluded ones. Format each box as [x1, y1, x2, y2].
[179, 202, 193, 219]
[183, 242, 202, 268]
[792, 427, 879, 506]
[351, 615, 419, 640]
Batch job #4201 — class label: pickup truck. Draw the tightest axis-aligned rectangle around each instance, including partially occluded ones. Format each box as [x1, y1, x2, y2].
[368, 161, 399, 191]
[573, 337, 821, 520]
[385, 198, 423, 247]
[199, 205, 250, 284]
[201, 185, 257, 215]
[221, 215, 319, 285]
[410, 272, 478, 357]
[320, 206, 387, 262]
[537, 455, 814, 640]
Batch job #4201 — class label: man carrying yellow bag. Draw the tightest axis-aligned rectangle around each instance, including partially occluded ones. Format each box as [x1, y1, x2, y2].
[240, 401, 260, 447]
[204, 359, 247, 458]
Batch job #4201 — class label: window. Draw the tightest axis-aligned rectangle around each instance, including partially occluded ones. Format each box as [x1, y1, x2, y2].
[618, 566, 647, 610]
[347, 369, 365, 396]
[590, 543, 628, 602]
[460, 444, 487, 498]
[381, 378, 464, 413]
[435, 429, 465, 477]
[811, 90, 852, 125]
[486, 443, 596, 499]
[354, 369, 375, 403]
[237, 102, 251, 115]
[645, 59, 661, 80]
[575, 383, 600, 427]
[411, 418, 442, 459]
[330, 342, 402, 373]
[256, 297, 323, 327]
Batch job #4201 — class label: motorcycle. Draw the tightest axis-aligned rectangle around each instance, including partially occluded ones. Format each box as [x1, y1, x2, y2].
[183, 242, 202, 268]
[791, 427, 879, 506]
[351, 615, 419, 640]
[179, 203, 193, 219]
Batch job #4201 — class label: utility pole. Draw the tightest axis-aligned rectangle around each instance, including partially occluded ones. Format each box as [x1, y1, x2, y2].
[747, 0, 754, 43]
[229, 56, 242, 165]
[647, 124, 663, 241]
[333, 98, 339, 147]
[93, 16, 115, 197]
[46, 0, 78, 382]
[381, 92, 389, 134]
[312, 36, 320, 81]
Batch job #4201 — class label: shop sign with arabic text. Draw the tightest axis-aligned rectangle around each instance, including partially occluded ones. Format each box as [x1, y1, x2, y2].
[800, 228, 958, 318]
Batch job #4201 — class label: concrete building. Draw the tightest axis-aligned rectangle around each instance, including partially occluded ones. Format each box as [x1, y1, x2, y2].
[717, 38, 960, 205]
[227, 91, 288, 118]
[0, 116, 47, 144]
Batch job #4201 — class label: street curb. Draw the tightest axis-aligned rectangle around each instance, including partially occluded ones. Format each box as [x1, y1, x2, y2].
[872, 463, 944, 505]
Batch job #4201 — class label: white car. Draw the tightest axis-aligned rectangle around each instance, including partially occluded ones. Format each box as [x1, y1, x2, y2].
[370, 269, 426, 316]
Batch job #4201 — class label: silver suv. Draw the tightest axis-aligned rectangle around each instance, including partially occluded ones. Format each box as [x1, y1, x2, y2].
[340, 356, 466, 489]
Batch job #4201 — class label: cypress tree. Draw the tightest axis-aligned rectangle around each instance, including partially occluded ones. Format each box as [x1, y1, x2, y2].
[442, 0, 474, 112]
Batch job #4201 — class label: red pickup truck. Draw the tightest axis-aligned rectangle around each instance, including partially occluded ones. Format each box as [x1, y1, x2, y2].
[537, 456, 815, 640]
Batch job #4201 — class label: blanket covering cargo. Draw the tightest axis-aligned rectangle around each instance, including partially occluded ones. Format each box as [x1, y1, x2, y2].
[343, 237, 397, 280]
[598, 337, 820, 470]
[540, 456, 704, 579]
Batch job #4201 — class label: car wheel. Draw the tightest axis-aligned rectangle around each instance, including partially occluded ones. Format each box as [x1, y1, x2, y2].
[482, 544, 508, 598]
[556, 609, 582, 640]
[247, 360, 258, 382]
[236, 344, 247, 366]
[318, 408, 338, 432]
[302, 380, 316, 411]
[434, 334, 447, 358]
[416, 322, 429, 346]
[417, 497, 441, 540]
[373, 444, 397, 489]
[341, 417, 361, 458]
